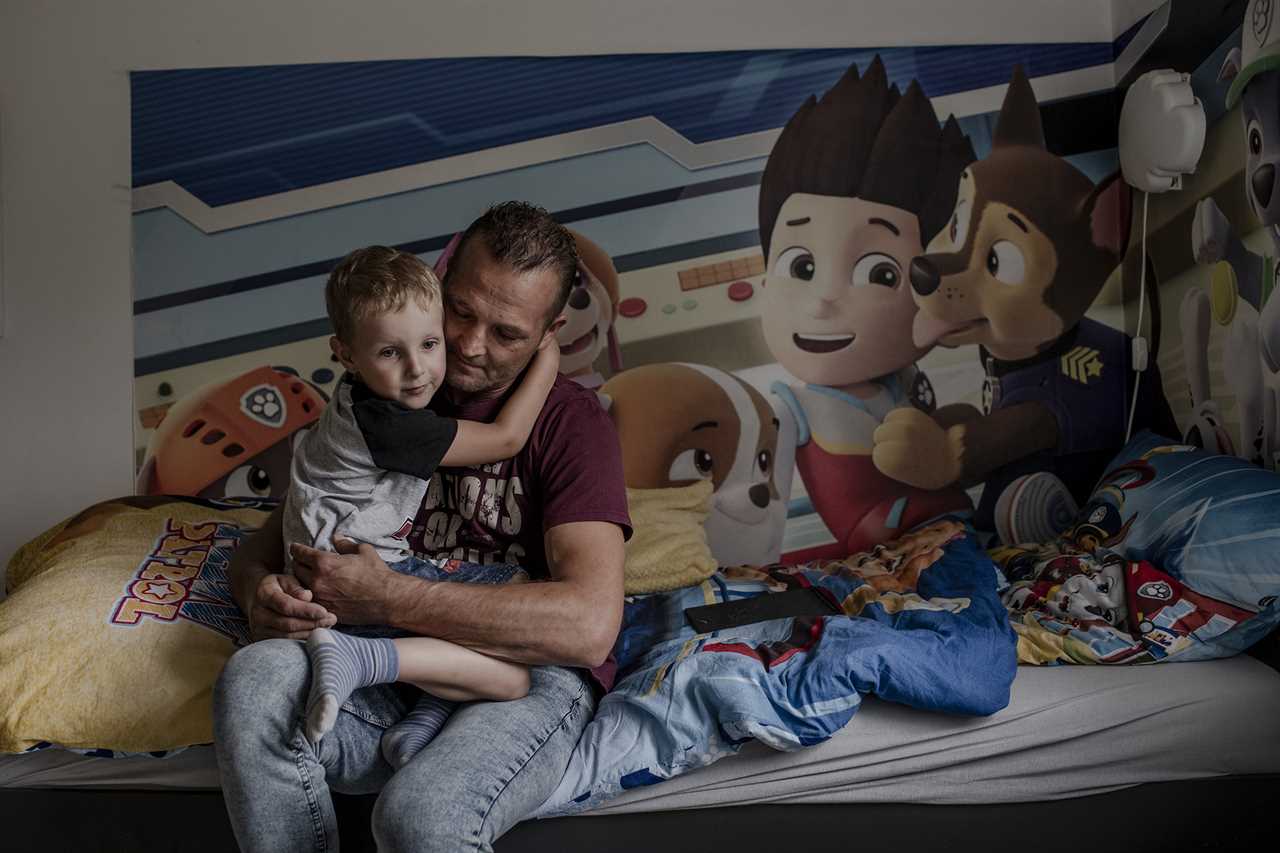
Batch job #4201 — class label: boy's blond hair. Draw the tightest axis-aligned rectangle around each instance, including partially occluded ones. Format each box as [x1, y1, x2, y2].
[325, 246, 441, 343]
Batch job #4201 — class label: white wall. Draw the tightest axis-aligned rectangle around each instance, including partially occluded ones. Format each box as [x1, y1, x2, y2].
[0, 0, 1122, 571]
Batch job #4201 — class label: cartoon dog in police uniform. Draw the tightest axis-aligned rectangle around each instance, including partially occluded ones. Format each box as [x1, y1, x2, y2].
[1187, 0, 1280, 468]
[874, 66, 1179, 532]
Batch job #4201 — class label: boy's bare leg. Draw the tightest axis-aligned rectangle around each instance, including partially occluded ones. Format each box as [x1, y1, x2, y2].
[303, 630, 530, 754]
[382, 636, 531, 767]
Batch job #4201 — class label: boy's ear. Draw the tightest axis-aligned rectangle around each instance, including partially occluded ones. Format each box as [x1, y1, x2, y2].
[329, 335, 358, 374]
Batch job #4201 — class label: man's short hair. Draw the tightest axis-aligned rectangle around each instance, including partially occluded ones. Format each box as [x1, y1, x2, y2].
[448, 201, 579, 327]
[325, 245, 441, 343]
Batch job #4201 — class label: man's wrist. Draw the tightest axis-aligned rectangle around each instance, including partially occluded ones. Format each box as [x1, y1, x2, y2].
[382, 570, 433, 631]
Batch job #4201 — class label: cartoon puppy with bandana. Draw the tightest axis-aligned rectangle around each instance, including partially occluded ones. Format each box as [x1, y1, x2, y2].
[873, 67, 1178, 531]
[600, 363, 787, 567]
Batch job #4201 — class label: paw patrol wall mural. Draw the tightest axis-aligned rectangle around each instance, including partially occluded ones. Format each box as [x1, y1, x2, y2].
[132, 38, 1175, 560]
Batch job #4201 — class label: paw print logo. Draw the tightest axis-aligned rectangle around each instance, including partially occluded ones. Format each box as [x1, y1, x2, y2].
[1137, 580, 1174, 602]
[910, 372, 936, 412]
[240, 384, 287, 428]
[1254, 0, 1274, 44]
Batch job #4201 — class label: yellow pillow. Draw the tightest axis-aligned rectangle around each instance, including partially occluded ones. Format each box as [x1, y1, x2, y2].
[623, 480, 718, 594]
[1, 496, 268, 754]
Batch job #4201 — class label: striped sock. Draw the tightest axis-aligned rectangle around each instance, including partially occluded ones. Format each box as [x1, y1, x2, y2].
[380, 692, 457, 768]
[304, 628, 399, 746]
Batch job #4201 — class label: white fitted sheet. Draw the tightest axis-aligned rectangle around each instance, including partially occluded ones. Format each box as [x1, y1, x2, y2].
[4, 657, 1279, 812]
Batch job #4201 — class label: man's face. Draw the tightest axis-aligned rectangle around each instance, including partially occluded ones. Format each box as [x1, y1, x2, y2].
[761, 194, 927, 386]
[442, 241, 565, 397]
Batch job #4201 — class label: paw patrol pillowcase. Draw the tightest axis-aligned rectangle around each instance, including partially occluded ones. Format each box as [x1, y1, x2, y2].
[1060, 431, 1280, 659]
[0, 496, 267, 754]
[994, 544, 1256, 664]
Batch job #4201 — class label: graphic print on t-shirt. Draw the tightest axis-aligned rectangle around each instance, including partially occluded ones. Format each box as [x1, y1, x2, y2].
[411, 461, 529, 567]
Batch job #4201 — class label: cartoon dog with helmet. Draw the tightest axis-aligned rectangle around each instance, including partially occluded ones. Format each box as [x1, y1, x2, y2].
[434, 227, 623, 388]
[136, 365, 326, 499]
[1186, 0, 1280, 468]
[600, 363, 788, 568]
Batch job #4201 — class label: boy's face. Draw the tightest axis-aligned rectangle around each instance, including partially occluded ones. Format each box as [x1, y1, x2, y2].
[761, 193, 928, 387]
[331, 298, 447, 410]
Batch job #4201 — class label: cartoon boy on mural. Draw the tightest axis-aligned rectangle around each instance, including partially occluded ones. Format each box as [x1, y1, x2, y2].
[1186, 0, 1280, 469]
[759, 57, 976, 559]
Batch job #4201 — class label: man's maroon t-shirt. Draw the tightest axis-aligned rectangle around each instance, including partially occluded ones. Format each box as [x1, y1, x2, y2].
[408, 374, 631, 572]
[405, 374, 631, 688]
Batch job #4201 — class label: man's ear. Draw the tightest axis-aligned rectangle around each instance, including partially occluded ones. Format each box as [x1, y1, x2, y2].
[543, 314, 567, 344]
[329, 336, 358, 374]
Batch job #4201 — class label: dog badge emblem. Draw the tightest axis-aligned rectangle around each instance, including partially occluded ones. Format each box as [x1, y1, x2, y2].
[1137, 580, 1174, 602]
[240, 384, 287, 428]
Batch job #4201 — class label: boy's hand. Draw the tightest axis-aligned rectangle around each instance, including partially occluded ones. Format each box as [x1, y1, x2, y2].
[248, 573, 337, 641]
[535, 332, 561, 369]
[290, 538, 398, 626]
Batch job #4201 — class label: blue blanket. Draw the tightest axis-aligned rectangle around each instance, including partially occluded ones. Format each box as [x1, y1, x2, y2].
[535, 519, 1017, 816]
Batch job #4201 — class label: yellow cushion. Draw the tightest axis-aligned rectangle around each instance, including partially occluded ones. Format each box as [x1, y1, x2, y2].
[1, 496, 268, 754]
[623, 480, 718, 595]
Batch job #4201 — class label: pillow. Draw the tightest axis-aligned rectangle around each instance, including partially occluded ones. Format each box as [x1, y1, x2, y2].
[1057, 431, 1280, 660]
[622, 480, 717, 594]
[1, 495, 269, 754]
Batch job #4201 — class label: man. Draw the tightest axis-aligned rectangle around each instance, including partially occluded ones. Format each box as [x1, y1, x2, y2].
[214, 201, 632, 852]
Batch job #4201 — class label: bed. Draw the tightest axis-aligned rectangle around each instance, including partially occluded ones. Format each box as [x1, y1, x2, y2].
[4, 648, 1278, 852]
[6, 436, 1280, 851]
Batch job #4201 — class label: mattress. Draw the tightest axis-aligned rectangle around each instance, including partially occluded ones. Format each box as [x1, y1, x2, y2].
[4, 656, 1279, 811]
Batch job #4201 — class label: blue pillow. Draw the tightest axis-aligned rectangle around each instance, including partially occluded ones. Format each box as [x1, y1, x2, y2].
[1064, 431, 1280, 659]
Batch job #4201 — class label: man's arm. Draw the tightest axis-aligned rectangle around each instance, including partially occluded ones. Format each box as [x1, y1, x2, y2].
[231, 503, 335, 640]
[292, 519, 625, 668]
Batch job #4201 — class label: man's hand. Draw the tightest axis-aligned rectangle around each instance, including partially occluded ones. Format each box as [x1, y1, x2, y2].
[290, 538, 400, 626]
[248, 572, 336, 641]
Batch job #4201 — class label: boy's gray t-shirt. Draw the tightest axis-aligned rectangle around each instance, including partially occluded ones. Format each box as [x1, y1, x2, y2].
[283, 373, 457, 566]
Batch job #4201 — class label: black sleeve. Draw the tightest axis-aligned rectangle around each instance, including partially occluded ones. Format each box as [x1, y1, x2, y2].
[350, 388, 459, 480]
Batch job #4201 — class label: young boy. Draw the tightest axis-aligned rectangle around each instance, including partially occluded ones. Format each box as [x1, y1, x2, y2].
[281, 245, 559, 767]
